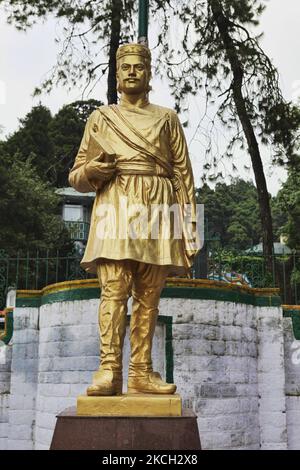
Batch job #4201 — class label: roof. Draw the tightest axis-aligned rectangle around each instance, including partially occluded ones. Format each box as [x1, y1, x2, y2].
[55, 187, 95, 198]
[55, 187, 95, 206]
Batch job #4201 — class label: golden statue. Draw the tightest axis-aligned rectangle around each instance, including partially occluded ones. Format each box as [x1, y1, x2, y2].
[69, 43, 198, 397]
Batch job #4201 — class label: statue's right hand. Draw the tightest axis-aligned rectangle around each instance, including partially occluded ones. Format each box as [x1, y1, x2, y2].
[85, 159, 116, 183]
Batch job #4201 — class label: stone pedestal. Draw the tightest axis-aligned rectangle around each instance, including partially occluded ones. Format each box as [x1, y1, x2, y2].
[50, 407, 201, 450]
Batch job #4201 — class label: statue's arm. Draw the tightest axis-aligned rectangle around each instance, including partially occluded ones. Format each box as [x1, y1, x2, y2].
[169, 111, 197, 223]
[68, 112, 98, 193]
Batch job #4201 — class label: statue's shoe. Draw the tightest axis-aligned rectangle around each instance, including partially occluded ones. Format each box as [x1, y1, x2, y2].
[127, 371, 176, 395]
[86, 370, 122, 396]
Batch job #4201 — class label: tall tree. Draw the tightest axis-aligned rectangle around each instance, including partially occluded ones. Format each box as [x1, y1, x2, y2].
[209, 0, 274, 267]
[107, 0, 124, 104]
[153, 0, 300, 272]
[3, 105, 54, 180]
[0, 0, 136, 103]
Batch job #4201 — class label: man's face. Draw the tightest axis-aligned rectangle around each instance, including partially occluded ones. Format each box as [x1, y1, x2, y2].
[117, 54, 150, 95]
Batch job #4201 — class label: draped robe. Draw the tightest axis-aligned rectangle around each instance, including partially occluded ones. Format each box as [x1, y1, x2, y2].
[69, 103, 199, 276]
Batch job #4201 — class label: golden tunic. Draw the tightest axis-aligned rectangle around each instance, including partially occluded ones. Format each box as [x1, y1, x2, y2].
[69, 102, 198, 276]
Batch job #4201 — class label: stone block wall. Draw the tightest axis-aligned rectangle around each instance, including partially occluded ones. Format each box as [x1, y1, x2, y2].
[0, 280, 298, 450]
[283, 315, 300, 450]
[257, 307, 287, 449]
[171, 299, 260, 450]
[0, 343, 12, 450]
[7, 308, 39, 450]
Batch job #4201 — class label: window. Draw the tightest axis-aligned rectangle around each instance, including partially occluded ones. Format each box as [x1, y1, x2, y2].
[63, 205, 83, 222]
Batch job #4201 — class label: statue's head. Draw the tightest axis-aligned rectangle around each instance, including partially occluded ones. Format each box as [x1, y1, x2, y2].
[116, 43, 152, 96]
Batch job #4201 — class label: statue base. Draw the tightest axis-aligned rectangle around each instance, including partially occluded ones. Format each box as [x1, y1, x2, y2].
[77, 393, 182, 417]
[50, 407, 201, 450]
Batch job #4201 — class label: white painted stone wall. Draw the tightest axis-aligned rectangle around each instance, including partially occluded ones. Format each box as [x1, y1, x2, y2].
[0, 295, 297, 450]
[257, 307, 287, 449]
[283, 317, 300, 450]
[0, 343, 12, 450]
[7, 308, 39, 450]
[170, 299, 261, 450]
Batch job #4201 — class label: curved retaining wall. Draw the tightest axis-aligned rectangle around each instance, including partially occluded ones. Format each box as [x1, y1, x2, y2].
[0, 278, 299, 450]
[283, 306, 300, 450]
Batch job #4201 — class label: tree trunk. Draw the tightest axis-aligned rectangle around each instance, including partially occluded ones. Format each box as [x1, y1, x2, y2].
[107, 0, 123, 104]
[209, 0, 274, 274]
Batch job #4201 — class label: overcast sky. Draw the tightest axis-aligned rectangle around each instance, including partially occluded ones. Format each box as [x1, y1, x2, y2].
[1, 0, 300, 195]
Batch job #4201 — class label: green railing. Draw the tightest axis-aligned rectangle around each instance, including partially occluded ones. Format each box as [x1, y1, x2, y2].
[193, 249, 300, 305]
[0, 248, 299, 309]
[0, 249, 94, 309]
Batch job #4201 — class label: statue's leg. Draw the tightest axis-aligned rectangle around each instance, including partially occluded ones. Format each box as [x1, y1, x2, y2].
[86, 259, 133, 396]
[127, 263, 176, 394]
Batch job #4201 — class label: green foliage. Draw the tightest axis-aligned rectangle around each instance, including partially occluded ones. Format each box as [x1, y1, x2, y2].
[3, 105, 54, 180]
[2, 99, 102, 187]
[264, 102, 300, 168]
[48, 99, 102, 186]
[275, 171, 300, 250]
[271, 195, 288, 242]
[291, 268, 300, 287]
[196, 178, 262, 250]
[197, 176, 299, 253]
[198, 175, 300, 299]
[0, 151, 72, 255]
[0, 99, 103, 255]
[208, 249, 275, 287]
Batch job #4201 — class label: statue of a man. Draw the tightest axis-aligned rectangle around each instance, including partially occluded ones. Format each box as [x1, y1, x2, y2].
[69, 43, 198, 396]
